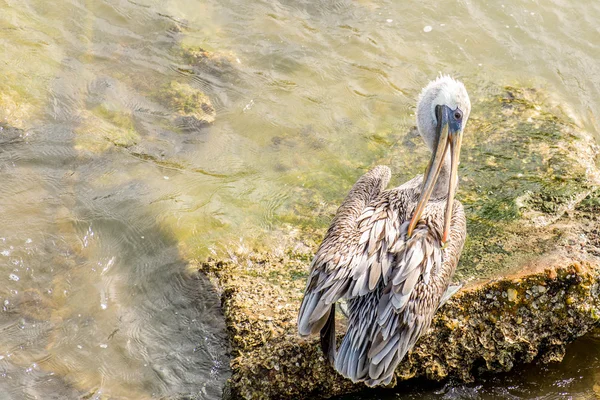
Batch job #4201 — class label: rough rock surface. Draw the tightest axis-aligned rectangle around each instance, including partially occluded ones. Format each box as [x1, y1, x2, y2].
[197, 86, 600, 399]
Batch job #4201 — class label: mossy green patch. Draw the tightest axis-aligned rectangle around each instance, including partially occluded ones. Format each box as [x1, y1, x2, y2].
[453, 86, 595, 278]
[577, 190, 600, 213]
[155, 81, 216, 126]
[180, 46, 239, 76]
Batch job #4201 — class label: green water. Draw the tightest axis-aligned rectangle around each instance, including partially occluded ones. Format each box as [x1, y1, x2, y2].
[0, 0, 598, 398]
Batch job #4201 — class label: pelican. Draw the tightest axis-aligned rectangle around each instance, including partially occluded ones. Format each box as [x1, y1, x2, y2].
[297, 75, 471, 386]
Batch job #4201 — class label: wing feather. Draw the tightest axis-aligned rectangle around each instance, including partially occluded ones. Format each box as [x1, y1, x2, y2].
[298, 166, 395, 336]
[368, 258, 381, 291]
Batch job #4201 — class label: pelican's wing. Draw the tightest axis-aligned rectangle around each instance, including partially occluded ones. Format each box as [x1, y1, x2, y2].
[366, 221, 445, 384]
[297, 166, 412, 336]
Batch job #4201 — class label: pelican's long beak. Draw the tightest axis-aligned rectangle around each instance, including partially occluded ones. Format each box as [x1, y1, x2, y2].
[407, 105, 463, 244]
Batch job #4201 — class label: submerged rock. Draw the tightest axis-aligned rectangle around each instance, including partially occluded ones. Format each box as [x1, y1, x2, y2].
[181, 46, 240, 78]
[198, 86, 600, 399]
[0, 89, 36, 130]
[157, 81, 216, 128]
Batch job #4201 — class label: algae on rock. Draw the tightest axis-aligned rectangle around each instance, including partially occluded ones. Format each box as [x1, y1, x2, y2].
[157, 80, 216, 127]
[180, 46, 240, 78]
[198, 85, 600, 400]
[0, 89, 36, 130]
[453, 86, 599, 279]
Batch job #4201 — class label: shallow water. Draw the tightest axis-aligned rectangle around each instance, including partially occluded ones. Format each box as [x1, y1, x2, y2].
[0, 0, 599, 398]
[338, 336, 600, 400]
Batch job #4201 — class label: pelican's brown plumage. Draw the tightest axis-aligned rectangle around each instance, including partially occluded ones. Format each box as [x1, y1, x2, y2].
[297, 76, 471, 386]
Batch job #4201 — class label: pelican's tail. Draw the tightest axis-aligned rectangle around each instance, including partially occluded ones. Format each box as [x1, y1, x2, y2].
[365, 313, 418, 386]
[334, 320, 371, 382]
[365, 290, 432, 387]
[334, 296, 432, 386]
[334, 294, 379, 382]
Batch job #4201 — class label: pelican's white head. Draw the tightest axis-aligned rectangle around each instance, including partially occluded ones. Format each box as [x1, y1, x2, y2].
[416, 75, 471, 152]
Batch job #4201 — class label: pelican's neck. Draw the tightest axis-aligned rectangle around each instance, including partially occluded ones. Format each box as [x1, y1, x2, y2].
[430, 153, 453, 200]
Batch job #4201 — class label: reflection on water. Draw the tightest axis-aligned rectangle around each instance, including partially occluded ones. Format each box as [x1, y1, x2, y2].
[0, 0, 598, 398]
[0, 121, 228, 398]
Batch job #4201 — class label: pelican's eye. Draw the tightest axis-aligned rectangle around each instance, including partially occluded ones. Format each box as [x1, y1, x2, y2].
[453, 110, 463, 120]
